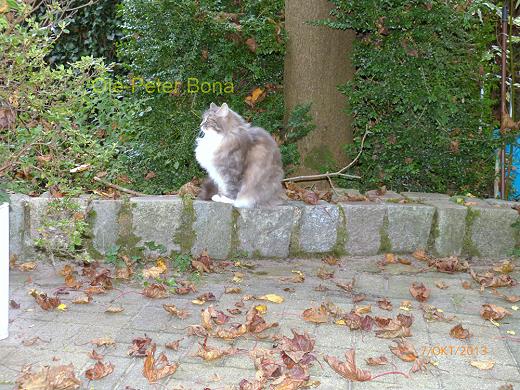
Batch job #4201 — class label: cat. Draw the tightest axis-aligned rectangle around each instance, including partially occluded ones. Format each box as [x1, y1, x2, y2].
[195, 102, 284, 208]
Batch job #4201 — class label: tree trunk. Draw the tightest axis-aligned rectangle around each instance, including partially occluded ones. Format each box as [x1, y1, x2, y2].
[284, 0, 355, 183]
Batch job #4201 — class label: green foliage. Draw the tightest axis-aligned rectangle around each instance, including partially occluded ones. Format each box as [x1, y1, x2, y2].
[47, 0, 122, 65]
[0, 2, 130, 196]
[116, 0, 288, 193]
[324, 0, 499, 195]
[172, 254, 192, 273]
[34, 198, 90, 261]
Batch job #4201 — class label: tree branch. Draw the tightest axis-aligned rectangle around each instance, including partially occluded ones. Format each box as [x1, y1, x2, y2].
[93, 176, 147, 197]
[282, 129, 371, 183]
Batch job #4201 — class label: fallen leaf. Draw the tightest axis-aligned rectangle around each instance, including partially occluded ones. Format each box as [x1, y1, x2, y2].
[30, 290, 61, 311]
[377, 298, 393, 311]
[18, 261, 37, 272]
[85, 361, 114, 380]
[322, 256, 339, 266]
[409, 282, 430, 302]
[257, 294, 284, 304]
[128, 336, 152, 357]
[245, 87, 266, 107]
[435, 281, 449, 289]
[192, 292, 216, 305]
[480, 304, 511, 321]
[105, 305, 124, 313]
[365, 356, 389, 366]
[91, 337, 115, 347]
[10, 299, 20, 309]
[72, 294, 92, 304]
[142, 284, 169, 299]
[470, 360, 495, 370]
[88, 350, 104, 361]
[352, 294, 366, 304]
[16, 364, 81, 389]
[245, 37, 257, 52]
[163, 304, 190, 319]
[493, 260, 515, 274]
[196, 338, 238, 361]
[191, 250, 214, 273]
[450, 324, 470, 339]
[302, 305, 329, 323]
[324, 349, 372, 382]
[462, 280, 472, 289]
[412, 250, 429, 261]
[143, 344, 178, 383]
[225, 287, 242, 294]
[166, 340, 181, 350]
[389, 340, 418, 362]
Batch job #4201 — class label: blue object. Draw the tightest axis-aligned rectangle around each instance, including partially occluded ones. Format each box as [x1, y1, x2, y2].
[506, 140, 520, 200]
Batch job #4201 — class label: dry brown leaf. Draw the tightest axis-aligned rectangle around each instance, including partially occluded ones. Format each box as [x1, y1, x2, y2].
[412, 250, 429, 261]
[302, 305, 329, 323]
[162, 304, 190, 319]
[143, 344, 178, 383]
[245, 87, 266, 107]
[365, 356, 389, 366]
[470, 269, 515, 289]
[389, 340, 418, 362]
[462, 280, 472, 289]
[450, 324, 470, 340]
[72, 294, 92, 304]
[16, 364, 81, 390]
[85, 361, 114, 380]
[128, 336, 152, 357]
[324, 349, 372, 382]
[409, 282, 430, 302]
[493, 260, 515, 274]
[165, 340, 181, 351]
[470, 360, 495, 370]
[435, 281, 449, 289]
[88, 350, 104, 361]
[105, 305, 124, 314]
[178, 178, 201, 197]
[196, 338, 238, 361]
[322, 256, 339, 266]
[225, 286, 242, 294]
[480, 304, 511, 321]
[18, 261, 37, 272]
[191, 249, 214, 273]
[90, 337, 115, 347]
[377, 298, 393, 311]
[421, 304, 454, 323]
[30, 290, 61, 311]
[142, 283, 169, 299]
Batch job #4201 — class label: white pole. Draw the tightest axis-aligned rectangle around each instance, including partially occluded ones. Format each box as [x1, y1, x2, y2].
[0, 202, 9, 340]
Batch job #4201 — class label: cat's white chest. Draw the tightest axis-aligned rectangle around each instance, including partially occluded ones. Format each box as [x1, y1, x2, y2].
[195, 131, 227, 193]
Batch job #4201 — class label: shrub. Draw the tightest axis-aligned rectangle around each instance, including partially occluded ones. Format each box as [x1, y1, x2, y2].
[116, 0, 297, 193]
[0, 1, 128, 196]
[323, 0, 499, 195]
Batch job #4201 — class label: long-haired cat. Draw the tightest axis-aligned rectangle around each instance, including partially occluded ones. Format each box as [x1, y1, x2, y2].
[195, 103, 283, 208]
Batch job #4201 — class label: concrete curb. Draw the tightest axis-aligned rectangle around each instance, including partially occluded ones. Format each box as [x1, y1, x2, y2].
[7, 193, 520, 260]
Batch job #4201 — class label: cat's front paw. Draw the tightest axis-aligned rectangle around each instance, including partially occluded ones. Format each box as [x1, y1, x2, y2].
[212, 194, 234, 204]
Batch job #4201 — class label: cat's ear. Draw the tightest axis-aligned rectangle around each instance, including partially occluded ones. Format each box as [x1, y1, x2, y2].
[217, 103, 229, 117]
[209, 102, 218, 109]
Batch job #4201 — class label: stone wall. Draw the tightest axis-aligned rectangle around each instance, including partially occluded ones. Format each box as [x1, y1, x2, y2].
[7, 193, 520, 261]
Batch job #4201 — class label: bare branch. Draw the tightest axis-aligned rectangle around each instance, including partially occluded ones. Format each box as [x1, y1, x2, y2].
[282, 129, 371, 183]
[93, 176, 147, 197]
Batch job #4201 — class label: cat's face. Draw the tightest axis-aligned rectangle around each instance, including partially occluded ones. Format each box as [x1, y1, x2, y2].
[198, 103, 243, 139]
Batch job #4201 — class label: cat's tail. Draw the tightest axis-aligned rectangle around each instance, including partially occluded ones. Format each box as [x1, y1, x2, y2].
[198, 177, 218, 200]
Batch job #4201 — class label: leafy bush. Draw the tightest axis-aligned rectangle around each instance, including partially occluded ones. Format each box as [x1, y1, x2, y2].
[47, 0, 122, 65]
[0, 1, 128, 196]
[323, 0, 499, 195]
[116, 0, 294, 193]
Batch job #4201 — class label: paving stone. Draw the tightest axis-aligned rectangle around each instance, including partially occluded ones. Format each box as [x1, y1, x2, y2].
[130, 196, 184, 254]
[192, 201, 232, 259]
[401, 192, 451, 202]
[425, 200, 467, 257]
[236, 205, 297, 257]
[89, 199, 122, 256]
[298, 203, 340, 253]
[386, 203, 435, 253]
[341, 202, 386, 255]
[467, 206, 519, 258]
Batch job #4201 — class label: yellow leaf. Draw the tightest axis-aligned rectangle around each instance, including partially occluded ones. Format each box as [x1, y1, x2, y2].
[335, 319, 347, 326]
[232, 272, 244, 283]
[399, 300, 413, 311]
[490, 318, 500, 327]
[506, 330, 516, 335]
[257, 294, 284, 304]
[57, 303, 67, 311]
[0, 0, 8, 14]
[470, 360, 495, 370]
[255, 304, 267, 315]
[192, 299, 205, 305]
[512, 305, 519, 311]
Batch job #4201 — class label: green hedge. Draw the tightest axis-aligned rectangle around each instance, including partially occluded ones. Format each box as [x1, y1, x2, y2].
[324, 0, 499, 196]
[116, 0, 292, 193]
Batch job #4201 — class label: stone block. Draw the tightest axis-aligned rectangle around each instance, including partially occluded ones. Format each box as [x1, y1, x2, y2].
[386, 203, 435, 253]
[467, 206, 518, 258]
[130, 196, 184, 254]
[192, 200, 232, 259]
[401, 192, 450, 202]
[298, 203, 340, 253]
[425, 200, 467, 257]
[366, 189, 403, 201]
[340, 202, 386, 255]
[89, 199, 122, 256]
[236, 205, 297, 257]
[7, 193, 30, 259]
